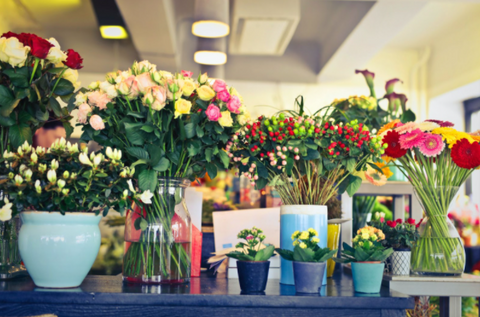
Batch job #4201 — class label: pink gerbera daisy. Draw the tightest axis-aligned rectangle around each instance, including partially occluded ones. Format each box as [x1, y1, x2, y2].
[399, 129, 426, 149]
[418, 133, 445, 157]
[395, 122, 419, 134]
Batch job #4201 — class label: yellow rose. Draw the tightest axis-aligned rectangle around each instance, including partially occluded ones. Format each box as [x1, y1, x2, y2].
[0, 37, 30, 67]
[218, 111, 233, 127]
[181, 80, 198, 97]
[299, 242, 307, 249]
[174, 99, 192, 118]
[298, 231, 309, 240]
[62, 68, 80, 89]
[196, 85, 216, 101]
[237, 106, 251, 126]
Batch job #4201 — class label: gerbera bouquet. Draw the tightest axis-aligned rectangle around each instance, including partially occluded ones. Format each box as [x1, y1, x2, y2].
[328, 70, 416, 133]
[376, 119, 480, 275]
[0, 31, 82, 151]
[76, 62, 248, 283]
[229, 99, 385, 205]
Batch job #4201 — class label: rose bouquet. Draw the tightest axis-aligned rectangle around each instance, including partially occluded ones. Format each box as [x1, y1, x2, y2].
[0, 138, 145, 219]
[0, 31, 83, 151]
[329, 70, 416, 132]
[229, 99, 385, 205]
[375, 119, 480, 275]
[76, 62, 248, 283]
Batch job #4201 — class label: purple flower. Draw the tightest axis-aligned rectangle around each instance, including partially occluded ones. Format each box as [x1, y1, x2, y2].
[355, 69, 376, 97]
[385, 78, 402, 94]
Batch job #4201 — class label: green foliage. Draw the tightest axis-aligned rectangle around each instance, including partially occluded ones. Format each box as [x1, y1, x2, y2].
[369, 219, 419, 249]
[226, 227, 275, 262]
[334, 242, 393, 263]
[276, 246, 337, 263]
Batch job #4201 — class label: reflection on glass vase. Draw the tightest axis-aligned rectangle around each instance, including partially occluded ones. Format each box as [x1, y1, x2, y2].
[123, 178, 192, 284]
[0, 217, 27, 279]
[411, 186, 465, 276]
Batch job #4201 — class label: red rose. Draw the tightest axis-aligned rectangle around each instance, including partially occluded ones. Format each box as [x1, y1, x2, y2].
[395, 218, 402, 224]
[451, 139, 480, 169]
[386, 220, 397, 228]
[406, 218, 415, 225]
[1, 32, 33, 47]
[416, 218, 423, 228]
[383, 130, 407, 158]
[29, 34, 53, 59]
[1, 31, 18, 39]
[64, 49, 83, 69]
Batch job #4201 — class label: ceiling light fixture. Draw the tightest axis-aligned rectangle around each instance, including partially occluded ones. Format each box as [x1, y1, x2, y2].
[99, 26, 128, 39]
[192, 0, 229, 38]
[194, 51, 227, 65]
[92, 0, 129, 40]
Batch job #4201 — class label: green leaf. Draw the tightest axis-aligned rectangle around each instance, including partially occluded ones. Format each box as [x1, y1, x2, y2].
[127, 147, 150, 160]
[138, 169, 158, 192]
[218, 150, 230, 168]
[141, 125, 154, 133]
[346, 175, 362, 197]
[367, 162, 384, 174]
[293, 246, 315, 262]
[0, 99, 20, 117]
[214, 124, 223, 134]
[63, 121, 74, 139]
[134, 217, 149, 231]
[401, 109, 416, 123]
[206, 163, 217, 179]
[205, 148, 213, 162]
[4, 68, 29, 88]
[184, 122, 195, 138]
[127, 111, 145, 119]
[256, 161, 268, 178]
[36, 109, 49, 122]
[346, 158, 356, 173]
[125, 124, 145, 146]
[196, 125, 204, 138]
[275, 248, 294, 261]
[9, 124, 32, 148]
[354, 247, 370, 262]
[48, 97, 62, 117]
[323, 157, 336, 171]
[0, 115, 15, 127]
[0, 86, 15, 108]
[51, 78, 74, 96]
[316, 248, 337, 262]
[255, 245, 275, 261]
[285, 157, 294, 176]
[152, 157, 169, 172]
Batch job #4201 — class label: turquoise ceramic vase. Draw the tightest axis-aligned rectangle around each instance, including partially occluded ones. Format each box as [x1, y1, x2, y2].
[18, 211, 101, 288]
[351, 262, 385, 293]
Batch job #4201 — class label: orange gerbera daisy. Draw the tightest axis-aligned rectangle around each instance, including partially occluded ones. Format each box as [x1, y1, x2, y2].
[378, 119, 401, 136]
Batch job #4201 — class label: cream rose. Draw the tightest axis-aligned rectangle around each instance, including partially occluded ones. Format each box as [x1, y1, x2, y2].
[100, 81, 118, 99]
[133, 60, 157, 75]
[78, 103, 92, 124]
[174, 99, 192, 118]
[181, 79, 198, 97]
[218, 111, 233, 127]
[136, 72, 155, 94]
[143, 85, 167, 111]
[117, 75, 139, 99]
[46, 38, 67, 64]
[89, 115, 105, 131]
[62, 68, 80, 89]
[88, 91, 111, 110]
[237, 106, 252, 125]
[74, 92, 88, 106]
[0, 37, 30, 67]
[196, 85, 216, 101]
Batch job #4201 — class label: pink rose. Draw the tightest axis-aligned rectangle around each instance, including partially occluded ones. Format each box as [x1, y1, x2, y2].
[181, 70, 193, 78]
[227, 95, 241, 114]
[78, 103, 92, 124]
[89, 114, 105, 131]
[143, 85, 167, 111]
[212, 79, 227, 92]
[87, 91, 111, 110]
[118, 75, 139, 99]
[205, 104, 222, 122]
[136, 72, 155, 94]
[217, 89, 231, 102]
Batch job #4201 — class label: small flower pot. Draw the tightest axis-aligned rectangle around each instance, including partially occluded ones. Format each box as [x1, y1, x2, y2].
[391, 248, 411, 276]
[292, 261, 327, 294]
[237, 261, 270, 294]
[351, 262, 385, 293]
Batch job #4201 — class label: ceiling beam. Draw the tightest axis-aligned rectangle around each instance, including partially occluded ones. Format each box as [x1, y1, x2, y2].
[318, 1, 428, 82]
[116, 0, 179, 71]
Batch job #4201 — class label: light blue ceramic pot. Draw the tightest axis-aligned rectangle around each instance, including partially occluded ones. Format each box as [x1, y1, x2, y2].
[280, 205, 328, 285]
[19, 212, 101, 288]
[351, 262, 385, 293]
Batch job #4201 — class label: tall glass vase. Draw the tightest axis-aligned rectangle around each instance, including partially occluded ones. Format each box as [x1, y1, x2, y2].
[123, 178, 192, 284]
[411, 186, 465, 276]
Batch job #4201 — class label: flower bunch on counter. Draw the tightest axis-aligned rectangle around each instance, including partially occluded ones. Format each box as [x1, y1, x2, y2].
[226, 227, 275, 262]
[229, 101, 385, 205]
[0, 138, 147, 222]
[276, 228, 337, 263]
[0, 31, 83, 150]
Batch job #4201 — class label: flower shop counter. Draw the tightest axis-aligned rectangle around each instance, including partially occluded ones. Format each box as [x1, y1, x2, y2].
[0, 271, 413, 317]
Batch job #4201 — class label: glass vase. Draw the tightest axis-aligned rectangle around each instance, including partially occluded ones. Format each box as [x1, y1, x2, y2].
[411, 186, 465, 276]
[0, 217, 27, 279]
[123, 178, 192, 284]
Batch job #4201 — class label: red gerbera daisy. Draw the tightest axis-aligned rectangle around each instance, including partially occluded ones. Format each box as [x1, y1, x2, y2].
[383, 130, 407, 158]
[451, 139, 480, 169]
[425, 119, 454, 127]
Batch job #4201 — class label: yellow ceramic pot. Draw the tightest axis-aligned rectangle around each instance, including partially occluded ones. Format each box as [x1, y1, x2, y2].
[327, 224, 341, 277]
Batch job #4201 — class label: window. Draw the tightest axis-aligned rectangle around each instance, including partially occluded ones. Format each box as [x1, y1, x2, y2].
[463, 97, 480, 201]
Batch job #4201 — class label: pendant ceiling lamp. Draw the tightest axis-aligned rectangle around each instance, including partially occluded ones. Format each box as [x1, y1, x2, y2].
[192, 0, 230, 38]
[194, 37, 227, 65]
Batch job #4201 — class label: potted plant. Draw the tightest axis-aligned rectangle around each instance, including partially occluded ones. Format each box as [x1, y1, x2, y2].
[370, 119, 480, 275]
[226, 227, 275, 293]
[76, 64, 248, 284]
[229, 98, 385, 285]
[276, 228, 337, 293]
[371, 218, 419, 275]
[0, 31, 82, 278]
[334, 226, 393, 293]
[0, 139, 148, 288]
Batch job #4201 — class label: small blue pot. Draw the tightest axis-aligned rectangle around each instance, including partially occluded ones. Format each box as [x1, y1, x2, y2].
[351, 262, 385, 293]
[293, 261, 327, 294]
[19, 212, 101, 288]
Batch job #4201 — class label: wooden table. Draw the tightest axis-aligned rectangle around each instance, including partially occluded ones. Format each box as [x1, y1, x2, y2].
[0, 271, 413, 317]
[383, 273, 480, 317]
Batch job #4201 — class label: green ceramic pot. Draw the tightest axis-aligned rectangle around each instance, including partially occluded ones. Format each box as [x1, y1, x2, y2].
[351, 262, 385, 293]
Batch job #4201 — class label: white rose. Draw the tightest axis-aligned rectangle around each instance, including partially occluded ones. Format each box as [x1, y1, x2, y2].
[0, 37, 30, 67]
[74, 92, 88, 106]
[100, 81, 118, 99]
[237, 106, 251, 125]
[88, 81, 100, 90]
[133, 60, 157, 75]
[139, 190, 153, 204]
[115, 70, 131, 84]
[62, 68, 80, 89]
[46, 38, 66, 64]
